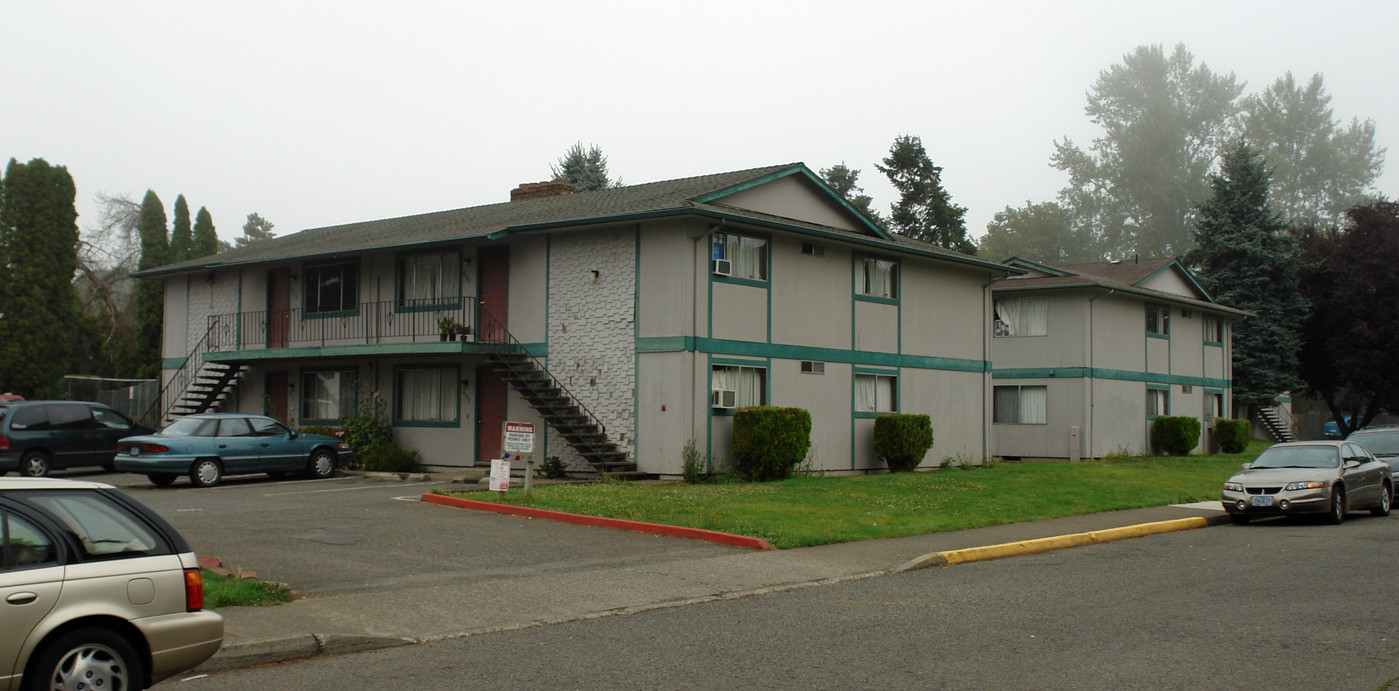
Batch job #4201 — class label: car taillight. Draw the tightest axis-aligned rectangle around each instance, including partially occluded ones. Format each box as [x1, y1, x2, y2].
[119, 442, 169, 454]
[184, 567, 204, 611]
[0, 435, 8, 451]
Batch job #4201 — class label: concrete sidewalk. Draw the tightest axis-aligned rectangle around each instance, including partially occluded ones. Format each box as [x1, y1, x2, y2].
[200, 501, 1228, 673]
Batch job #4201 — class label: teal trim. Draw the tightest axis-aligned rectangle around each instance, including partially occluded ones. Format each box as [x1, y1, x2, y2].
[1147, 332, 1170, 341]
[854, 294, 899, 306]
[991, 366, 1230, 389]
[1139, 259, 1215, 302]
[206, 341, 548, 363]
[393, 247, 463, 312]
[853, 365, 899, 375]
[713, 275, 768, 289]
[711, 356, 767, 367]
[853, 411, 880, 419]
[1204, 341, 1223, 347]
[391, 362, 461, 428]
[694, 167, 804, 203]
[635, 336, 987, 373]
[162, 357, 186, 369]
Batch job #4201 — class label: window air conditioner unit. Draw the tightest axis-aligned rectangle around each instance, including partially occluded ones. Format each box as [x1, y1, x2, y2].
[712, 259, 732, 276]
[711, 389, 737, 409]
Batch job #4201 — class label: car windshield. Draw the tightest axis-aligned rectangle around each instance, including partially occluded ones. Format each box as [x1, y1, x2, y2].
[160, 417, 218, 437]
[1250, 446, 1339, 469]
[1349, 432, 1399, 455]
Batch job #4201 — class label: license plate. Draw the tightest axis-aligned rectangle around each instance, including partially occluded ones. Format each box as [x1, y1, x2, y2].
[1250, 496, 1273, 507]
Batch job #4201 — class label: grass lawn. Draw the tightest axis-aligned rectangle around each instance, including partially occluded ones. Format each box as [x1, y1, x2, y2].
[442, 442, 1266, 549]
[202, 570, 294, 608]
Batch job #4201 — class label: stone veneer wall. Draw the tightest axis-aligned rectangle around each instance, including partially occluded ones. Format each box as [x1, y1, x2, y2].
[545, 228, 636, 469]
[183, 271, 240, 358]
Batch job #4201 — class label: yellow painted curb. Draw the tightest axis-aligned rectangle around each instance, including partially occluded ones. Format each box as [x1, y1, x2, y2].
[895, 517, 1211, 573]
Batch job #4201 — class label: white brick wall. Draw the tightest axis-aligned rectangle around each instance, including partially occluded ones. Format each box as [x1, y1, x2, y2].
[546, 228, 636, 469]
[185, 271, 240, 358]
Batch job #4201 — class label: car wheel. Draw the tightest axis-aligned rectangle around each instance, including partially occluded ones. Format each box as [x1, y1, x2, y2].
[1371, 482, 1392, 517]
[147, 473, 177, 487]
[23, 626, 143, 691]
[21, 450, 50, 477]
[1229, 513, 1251, 525]
[307, 449, 336, 479]
[189, 458, 223, 488]
[1327, 487, 1345, 525]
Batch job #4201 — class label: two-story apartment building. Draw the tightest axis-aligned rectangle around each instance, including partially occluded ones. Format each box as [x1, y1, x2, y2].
[990, 257, 1248, 459]
[137, 164, 1015, 476]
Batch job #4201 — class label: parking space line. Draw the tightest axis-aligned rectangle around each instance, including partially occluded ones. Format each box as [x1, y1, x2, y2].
[267, 481, 440, 496]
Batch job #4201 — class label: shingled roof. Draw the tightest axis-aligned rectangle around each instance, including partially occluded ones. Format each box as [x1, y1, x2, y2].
[995, 257, 1250, 318]
[135, 163, 1015, 277]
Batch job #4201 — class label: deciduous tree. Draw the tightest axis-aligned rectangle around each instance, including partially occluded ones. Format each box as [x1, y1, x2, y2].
[1186, 142, 1305, 410]
[978, 201, 1092, 263]
[0, 158, 81, 397]
[875, 135, 974, 253]
[1296, 201, 1399, 436]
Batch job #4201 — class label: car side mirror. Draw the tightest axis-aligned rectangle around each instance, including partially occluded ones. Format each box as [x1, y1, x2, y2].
[1240, 462, 1251, 470]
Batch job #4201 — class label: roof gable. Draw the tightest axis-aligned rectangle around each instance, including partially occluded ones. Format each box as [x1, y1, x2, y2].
[695, 166, 890, 239]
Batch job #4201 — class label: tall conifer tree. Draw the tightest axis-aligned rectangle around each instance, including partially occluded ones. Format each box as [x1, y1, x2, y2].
[191, 206, 217, 258]
[132, 190, 168, 379]
[169, 194, 192, 263]
[0, 158, 80, 397]
[1186, 142, 1306, 410]
[875, 135, 974, 254]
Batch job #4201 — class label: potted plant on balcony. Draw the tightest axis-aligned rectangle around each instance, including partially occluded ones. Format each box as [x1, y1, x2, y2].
[438, 316, 464, 341]
[457, 323, 473, 342]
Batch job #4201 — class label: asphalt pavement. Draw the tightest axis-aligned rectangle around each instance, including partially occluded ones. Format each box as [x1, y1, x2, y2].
[194, 476, 1229, 675]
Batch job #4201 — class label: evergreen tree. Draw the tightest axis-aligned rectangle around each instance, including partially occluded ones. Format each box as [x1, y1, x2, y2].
[819, 162, 883, 227]
[875, 135, 974, 253]
[132, 190, 168, 379]
[234, 212, 275, 249]
[1185, 142, 1306, 410]
[191, 206, 218, 258]
[978, 201, 1092, 264]
[549, 142, 619, 192]
[169, 194, 192, 262]
[0, 158, 81, 398]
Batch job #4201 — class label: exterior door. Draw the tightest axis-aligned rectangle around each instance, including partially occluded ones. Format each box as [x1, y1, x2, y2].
[213, 417, 261, 474]
[268, 269, 291, 348]
[477, 246, 509, 339]
[265, 372, 289, 423]
[476, 365, 507, 463]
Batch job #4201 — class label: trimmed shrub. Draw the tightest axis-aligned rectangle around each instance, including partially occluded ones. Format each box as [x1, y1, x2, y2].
[1214, 418, 1251, 453]
[732, 407, 812, 482]
[873, 414, 934, 472]
[1151, 416, 1202, 456]
[540, 456, 568, 479]
[359, 443, 420, 473]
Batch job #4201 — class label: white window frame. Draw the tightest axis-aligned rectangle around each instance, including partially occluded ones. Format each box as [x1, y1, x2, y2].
[711, 232, 768, 281]
[993, 385, 1047, 424]
[854, 373, 898, 413]
[994, 297, 1049, 337]
[1147, 387, 1170, 417]
[1146, 304, 1170, 336]
[855, 257, 899, 300]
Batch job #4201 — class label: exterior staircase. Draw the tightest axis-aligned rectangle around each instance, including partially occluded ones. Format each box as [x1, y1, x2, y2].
[1256, 405, 1296, 443]
[165, 361, 247, 423]
[489, 352, 641, 477]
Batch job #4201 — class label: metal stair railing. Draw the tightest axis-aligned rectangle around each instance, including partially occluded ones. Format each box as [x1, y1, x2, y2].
[138, 319, 220, 428]
[474, 306, 616, 462]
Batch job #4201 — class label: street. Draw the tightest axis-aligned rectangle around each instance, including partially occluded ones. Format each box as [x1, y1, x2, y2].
[158, 504, 1399, 690]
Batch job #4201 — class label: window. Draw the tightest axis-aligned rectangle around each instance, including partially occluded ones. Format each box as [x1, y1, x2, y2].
[1181, 384, 1193, 394]
[800, 361, 825, 375]
[993, 386, 1047, 424]
[856, 257, 899, 299]
[302, 369, 357, 422]
[1147, 388, 1170, 417]
[712, 232, 767, 281]
[3, 512, 57, 568]
[398, 250, 460, 308]
[1146, 304, 1169, 336]
[20, 492, 164, 559]
[1206, 393, 1224, 419]
[217, 417, 254, 437]
[396, 366, 458, 423]
[801, 242, 826, 257]
[251, 417, 292, 437]
[1204, 317, 1223, 343]
[994, 298, 1048, 337]
[711, 365, 766, 409]
[91, 408, 133, 430]
[304, 261, 359, 314]
[855, 374, 898, 413]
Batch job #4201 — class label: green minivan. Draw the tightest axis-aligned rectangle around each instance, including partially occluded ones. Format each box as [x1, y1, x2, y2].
[0, 401, 155, 476]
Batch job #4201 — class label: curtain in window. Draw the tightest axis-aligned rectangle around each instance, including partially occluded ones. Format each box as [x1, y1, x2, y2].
[994, 386, 1046, 423]
[1020, 386, 1046, 424]
[861, 259, 897, 298]
[993, 386, 1019, 423]
[714, 366, 765, 408]
[401, 253, 459, 305]
[995, 298, 1046, 336]
[875, 376, 895, 412]
[855, 374, 877, 412]
[399, 368, 454, 421]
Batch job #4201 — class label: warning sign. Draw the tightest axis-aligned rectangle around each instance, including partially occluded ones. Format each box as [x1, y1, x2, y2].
[503, 421, 535, 454]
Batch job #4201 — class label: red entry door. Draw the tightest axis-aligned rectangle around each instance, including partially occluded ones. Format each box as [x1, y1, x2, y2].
[265, 371, 289, 422]
[477, 245, 509, 339]
[476, 365, 508, 462]
[267, 269, 291, 348]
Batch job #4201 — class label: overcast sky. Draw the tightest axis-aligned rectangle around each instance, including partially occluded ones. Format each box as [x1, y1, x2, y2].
[4, 1, 1395, 249]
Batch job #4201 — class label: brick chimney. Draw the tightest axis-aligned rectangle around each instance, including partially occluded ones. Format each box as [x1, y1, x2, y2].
[510, 179, 575, 202]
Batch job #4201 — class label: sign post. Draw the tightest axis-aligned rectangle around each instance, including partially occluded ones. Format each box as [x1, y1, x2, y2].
[503, 421, 536, 496]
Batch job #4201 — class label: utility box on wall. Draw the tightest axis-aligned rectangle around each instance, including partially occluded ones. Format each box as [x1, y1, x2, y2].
[1069, 426, 1081, 462]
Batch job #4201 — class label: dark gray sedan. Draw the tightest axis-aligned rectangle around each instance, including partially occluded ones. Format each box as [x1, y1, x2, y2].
[1221, 441, 1392, 524]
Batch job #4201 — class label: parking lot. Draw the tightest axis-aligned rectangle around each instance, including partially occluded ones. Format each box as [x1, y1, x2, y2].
[60, 470, 741, 597]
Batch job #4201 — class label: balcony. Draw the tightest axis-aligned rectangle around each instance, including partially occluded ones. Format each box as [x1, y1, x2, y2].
[206, 298, 505, 354]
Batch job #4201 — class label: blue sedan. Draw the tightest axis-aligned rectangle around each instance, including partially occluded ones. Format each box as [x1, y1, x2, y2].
[114, 413, 353, 487]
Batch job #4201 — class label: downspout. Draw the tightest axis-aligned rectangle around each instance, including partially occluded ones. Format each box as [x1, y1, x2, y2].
[1087, 288, 1115, 459]
[983, 272, 1004, 464]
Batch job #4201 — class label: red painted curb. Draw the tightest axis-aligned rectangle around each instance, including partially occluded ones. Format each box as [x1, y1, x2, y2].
[421, 493, 775, 550]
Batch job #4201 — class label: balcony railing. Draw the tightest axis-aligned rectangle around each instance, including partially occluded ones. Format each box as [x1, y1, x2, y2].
[208, 298, 480, 351]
